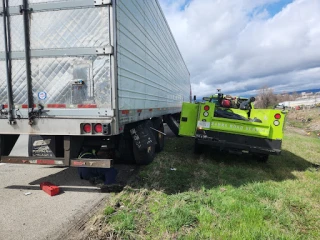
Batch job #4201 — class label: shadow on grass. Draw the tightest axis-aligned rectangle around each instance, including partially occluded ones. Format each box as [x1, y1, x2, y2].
[127, 136, 316, 194]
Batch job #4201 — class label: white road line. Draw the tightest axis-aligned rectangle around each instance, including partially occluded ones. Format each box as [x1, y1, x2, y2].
[0, 163, 6, 166]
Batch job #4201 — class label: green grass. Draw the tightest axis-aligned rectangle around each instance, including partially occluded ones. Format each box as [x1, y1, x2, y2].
[95, 130, 320, 240]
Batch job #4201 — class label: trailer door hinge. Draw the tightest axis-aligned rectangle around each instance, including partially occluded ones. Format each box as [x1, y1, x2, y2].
[94, 0, 112, 6]
[96, 46, 114, 55]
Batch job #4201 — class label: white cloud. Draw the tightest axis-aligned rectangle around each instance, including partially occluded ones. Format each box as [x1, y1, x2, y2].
[159, 0, 320, 97]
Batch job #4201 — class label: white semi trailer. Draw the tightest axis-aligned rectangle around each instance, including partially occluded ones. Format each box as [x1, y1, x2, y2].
[0, 0, 190, 167]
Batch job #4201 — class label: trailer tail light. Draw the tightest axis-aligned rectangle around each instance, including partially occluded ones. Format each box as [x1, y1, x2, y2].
[274, 113, 281, 119]
[83, 123, 92, 133]
[94, 123, 103, 133]
[204, 105, 210, 111]
[274, 120, 280, 126]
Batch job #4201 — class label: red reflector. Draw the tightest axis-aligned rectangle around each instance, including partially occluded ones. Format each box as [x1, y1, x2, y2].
[122, 110, 129, 115]
[22, 104, 36, 109]
[274, 113, 281, 119]
[83, 123, 92, 133]
[2, 104, 8, 109]
[204, 105, 210, 111]
[78, 104, 97, 108]
[37, 160, 55, 165]
[47, 104, 66, 108]
[72, 161, 85, 166]
[94, 123, 103, 133]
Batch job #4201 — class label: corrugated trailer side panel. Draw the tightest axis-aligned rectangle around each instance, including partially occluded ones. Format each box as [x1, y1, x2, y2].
[116, 0, 190, 124]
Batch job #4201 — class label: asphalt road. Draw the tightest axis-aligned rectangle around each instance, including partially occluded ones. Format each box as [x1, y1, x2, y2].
[0, 126, 176, 240]
[0, 135, 107, 240]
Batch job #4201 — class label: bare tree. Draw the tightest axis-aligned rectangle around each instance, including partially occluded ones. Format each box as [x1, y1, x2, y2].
[255, 86, 277, 108]
[291, 91, 300, 100]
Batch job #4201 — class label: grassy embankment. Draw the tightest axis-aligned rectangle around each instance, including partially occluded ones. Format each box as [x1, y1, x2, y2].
[89, 109, 320, 239]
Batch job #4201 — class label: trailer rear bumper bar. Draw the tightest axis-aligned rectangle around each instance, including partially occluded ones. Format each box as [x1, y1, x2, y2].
[196, 130, 282, 155]
[1, 156, 113, 168]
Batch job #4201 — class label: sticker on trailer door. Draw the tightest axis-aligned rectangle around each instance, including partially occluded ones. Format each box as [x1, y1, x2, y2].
[38, 91, 47, 100]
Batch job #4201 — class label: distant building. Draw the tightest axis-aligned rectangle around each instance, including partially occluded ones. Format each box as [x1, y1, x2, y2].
[301, 92, 313, 97]
[278, 96, 320, 108]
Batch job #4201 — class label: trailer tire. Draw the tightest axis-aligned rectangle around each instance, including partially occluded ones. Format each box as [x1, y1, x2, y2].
[165, 114, 180, 137]
[194, 139, 203, 154]
[132, 142, 155, 165]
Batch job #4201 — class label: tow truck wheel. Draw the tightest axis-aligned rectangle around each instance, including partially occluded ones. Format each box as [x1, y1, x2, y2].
[133, 142, 156, 165]
[194, 139, 203, 154]
[257, 154, 269, 163]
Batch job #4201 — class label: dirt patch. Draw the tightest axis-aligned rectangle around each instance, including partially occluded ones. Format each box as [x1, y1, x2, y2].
[285, 126, 310, 136]
[286, 108, 320, 134]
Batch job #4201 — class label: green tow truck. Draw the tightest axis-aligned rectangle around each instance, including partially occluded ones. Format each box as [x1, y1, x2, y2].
[179, 90, 286, 161]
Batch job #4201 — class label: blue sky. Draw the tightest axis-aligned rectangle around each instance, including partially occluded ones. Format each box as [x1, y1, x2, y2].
[180, 0, 192, 10]
[160, 0, 320, 97]
[266, 0, 293, 16]
[179, 0, 294, 17]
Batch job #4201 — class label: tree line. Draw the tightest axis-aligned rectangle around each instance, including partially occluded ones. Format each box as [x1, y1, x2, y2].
[254, 86, 299, 109]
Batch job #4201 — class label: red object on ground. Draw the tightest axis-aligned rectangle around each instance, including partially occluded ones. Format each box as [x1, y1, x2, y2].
[40, 182, 60, 196]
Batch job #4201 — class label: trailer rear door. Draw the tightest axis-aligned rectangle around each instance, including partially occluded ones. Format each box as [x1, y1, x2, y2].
[0, 0, 113, 121]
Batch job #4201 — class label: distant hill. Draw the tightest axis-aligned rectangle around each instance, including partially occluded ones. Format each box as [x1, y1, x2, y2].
[287, 88, 320, 94]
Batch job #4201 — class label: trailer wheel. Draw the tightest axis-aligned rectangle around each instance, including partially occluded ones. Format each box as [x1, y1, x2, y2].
[256, 154, 269, 163]
[132, 142, 155, 165]
[194, 139, 203, 154]
[165, 114, 180, 137]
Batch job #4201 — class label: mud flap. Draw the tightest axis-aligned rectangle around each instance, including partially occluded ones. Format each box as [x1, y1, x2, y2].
[28, 135, 64, 157]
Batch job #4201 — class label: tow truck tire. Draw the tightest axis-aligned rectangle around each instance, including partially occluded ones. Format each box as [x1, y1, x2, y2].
[257, 154, 269, 163]
[194, 139, 203, 154]
[132, 142, 156, 165]
[165, 114, 180, 137]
